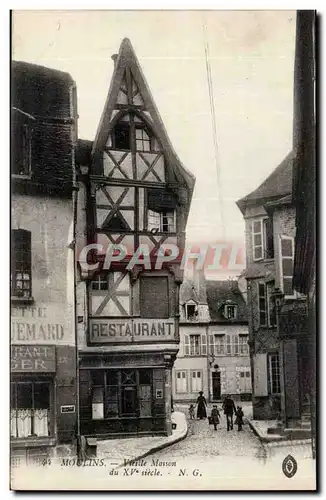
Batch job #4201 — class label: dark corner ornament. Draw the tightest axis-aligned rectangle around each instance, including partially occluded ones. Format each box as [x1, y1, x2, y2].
[282, 455, 298, 478]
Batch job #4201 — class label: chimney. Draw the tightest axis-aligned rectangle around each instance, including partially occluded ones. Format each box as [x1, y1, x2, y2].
[111, 54, 118, 67]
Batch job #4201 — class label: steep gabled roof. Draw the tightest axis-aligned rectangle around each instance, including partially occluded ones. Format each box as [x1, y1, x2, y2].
[205, 280, 248, 323]
[236, 151, 294, 215]
[91, 38, 195, 196]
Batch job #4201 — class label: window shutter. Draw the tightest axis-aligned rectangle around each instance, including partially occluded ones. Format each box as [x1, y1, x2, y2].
[201, 335, 207, 355]
[253, 353, 268, 397]
[140, 276, 169, 318]
[258, 282, 267, 326]
[209, 335, 214, 355]
[184, 334, 189, 356]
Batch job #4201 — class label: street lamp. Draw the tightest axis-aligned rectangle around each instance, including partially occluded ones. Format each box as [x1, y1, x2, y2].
[271, 287, 286, 426]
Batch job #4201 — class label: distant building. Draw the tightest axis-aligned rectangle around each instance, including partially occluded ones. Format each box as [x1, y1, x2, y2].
[75, 39, 195, 438]
[11, 61, 78, 465]
[172, 275, 250, 404]
[237, 152, 309, 426]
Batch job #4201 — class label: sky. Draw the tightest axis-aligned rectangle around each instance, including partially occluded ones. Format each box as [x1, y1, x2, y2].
[12, 9, 296, 246]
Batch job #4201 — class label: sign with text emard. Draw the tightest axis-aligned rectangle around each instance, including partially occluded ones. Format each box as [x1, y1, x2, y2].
[11, 345, 56, 372]
[89, 318, 176, 343]
[11, 304, 73, 345]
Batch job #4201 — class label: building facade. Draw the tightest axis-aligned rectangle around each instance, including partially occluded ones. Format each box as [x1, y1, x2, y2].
[11, 62, 78, 466]
[172, 276, 251, 404]
[237, 152, 308, 424]
[75, 39, 195, 438]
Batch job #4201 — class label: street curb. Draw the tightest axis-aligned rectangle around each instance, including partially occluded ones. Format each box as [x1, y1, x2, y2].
[248, 420, 312, 447]
[115, 418, 189, 469]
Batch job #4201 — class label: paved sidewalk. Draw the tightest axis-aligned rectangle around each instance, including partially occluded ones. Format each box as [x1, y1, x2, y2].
[97, 411, 187, 468]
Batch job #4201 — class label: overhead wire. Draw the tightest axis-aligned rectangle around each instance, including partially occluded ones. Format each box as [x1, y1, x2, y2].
[202, 17, 226, 240]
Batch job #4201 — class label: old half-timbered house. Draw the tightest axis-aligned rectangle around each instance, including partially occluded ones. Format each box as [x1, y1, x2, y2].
[11, 61, 78, 466]
[76, 39, 195, 437]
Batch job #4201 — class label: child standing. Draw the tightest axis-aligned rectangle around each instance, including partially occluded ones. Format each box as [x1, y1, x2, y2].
[210, 405, 220, 431]
[188, 404, 195, 420]
[235, 405, 244, 431]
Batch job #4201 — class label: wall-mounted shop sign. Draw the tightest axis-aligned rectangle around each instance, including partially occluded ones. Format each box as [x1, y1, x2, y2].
[11, 345, 56, 372]
[89, 318, 176, 344]
[11, 304, 73, 345]
[61, 405, 75, 414]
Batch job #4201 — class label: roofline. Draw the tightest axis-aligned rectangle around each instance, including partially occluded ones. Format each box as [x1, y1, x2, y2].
[12, 60, 75, 83]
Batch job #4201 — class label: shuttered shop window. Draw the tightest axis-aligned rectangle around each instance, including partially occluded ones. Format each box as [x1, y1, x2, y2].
[140, 277, 169, 318]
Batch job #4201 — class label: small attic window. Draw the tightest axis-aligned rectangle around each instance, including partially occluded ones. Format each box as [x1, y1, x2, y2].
[186, 303, 198, 321]
[224, 304, 237, 320]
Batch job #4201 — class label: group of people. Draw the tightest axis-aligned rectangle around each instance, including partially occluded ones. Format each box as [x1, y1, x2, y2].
[188, 392, 244, 432]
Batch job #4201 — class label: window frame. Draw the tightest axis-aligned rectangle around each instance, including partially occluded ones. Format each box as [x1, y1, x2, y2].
[135, 127, 151, 152]
[224, 304, 237, 320]
[268, 353, 281, 395]
[175, 370, 188, 394]
[279, 235, 296, 299]
[185, 303, 197, 321]
[10, 377, 53, 440]
[147, 209, 176, 233]
[252, 217, 274, 262]
[238, 336, 249, 356]
[190, 370, 203, 393]
[11, 229, 32, 299]
[112, 122, 131, 151]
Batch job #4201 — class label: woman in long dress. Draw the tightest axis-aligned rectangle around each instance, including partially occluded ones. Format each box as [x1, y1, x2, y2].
[196, 391, 207, 419]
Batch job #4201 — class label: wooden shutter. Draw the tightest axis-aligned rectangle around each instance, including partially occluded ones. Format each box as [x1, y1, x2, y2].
[209, 335, 214, 355]
[140, 276, 168, 318]
[253, 353, 268, 397]
[258, 282, 267, 326]
[184, 334, 189, 356]
[201, 335, 207, 355]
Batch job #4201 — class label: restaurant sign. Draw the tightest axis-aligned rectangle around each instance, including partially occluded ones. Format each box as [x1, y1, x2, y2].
[89, 318, 176, 344]
[11, 345, 56, 372]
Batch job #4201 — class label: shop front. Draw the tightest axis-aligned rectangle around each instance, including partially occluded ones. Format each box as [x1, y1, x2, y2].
[10, 305, 77, 466]
[79, 317, 177, 438]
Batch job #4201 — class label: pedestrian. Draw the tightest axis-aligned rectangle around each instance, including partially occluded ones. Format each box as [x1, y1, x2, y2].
[210, 405, 220, 431]
[235, 406, 244, 432]
[222, 394, 237, 431]
[188, 404, 195, 420]
[196, 391, 207, 420]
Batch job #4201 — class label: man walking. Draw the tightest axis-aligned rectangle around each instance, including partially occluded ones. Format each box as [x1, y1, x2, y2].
[222, 394, 237, 431]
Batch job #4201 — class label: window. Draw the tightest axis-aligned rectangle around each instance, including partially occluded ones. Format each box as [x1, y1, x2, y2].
[11, 229, 32, 298]
[186, 303, 197, 321]
[233, 335, 239, 355]
[176, 371, 187, 393]
[113, 124, 130, 150]
[190, 335, 201, 356]
[191, 371, 202, 392]
[239, 336, 249, 355]
[91, 369, 154, 419]
[136, 128, 151, 152]
[258, 282, 267, 326]
[147, 209, 176, 233]
[210, 335, 225, 356]
[279, 236, 295, 297]
[91, 273, 109, 291]
[140, 276, 169, 318]
[263, 218, 274, 259]
[252, 217, 274, 261]
[12, 123, 32, 177]
[224, 304, 237, 319]
[268, 353, 281, 394]
[252, 220, 263, 261]
[11, 379, 51, 438]
[184, 334, 207, 356]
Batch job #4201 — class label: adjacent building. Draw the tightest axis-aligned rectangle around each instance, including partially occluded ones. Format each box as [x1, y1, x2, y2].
[75, 39, 195, 437]
[172, 275, 250, 404]
[237, 152, 309, 426]
[11, 62, 78, 465]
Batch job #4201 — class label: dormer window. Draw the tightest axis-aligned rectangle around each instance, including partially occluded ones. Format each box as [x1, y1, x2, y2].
[186, 303, 197, 321]
[224, 304, 237, 320]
